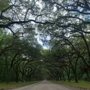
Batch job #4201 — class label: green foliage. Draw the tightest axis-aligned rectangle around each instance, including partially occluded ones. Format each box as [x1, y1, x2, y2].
[0, 28, 43, 83]
[0, 0, 90, 84]
[0, 0, 10, 10]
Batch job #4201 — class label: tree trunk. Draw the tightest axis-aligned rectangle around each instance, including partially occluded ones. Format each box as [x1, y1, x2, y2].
[5, 56, 9, 83]
[86, 70, 90, 82]
[67, 74, 71, 82]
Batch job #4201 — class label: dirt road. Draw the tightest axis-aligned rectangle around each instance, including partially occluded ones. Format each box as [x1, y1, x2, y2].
[12, 80, 74, 90]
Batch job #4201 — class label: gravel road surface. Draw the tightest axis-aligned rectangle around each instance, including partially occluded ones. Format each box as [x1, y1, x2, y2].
[12, 80, 73, 90]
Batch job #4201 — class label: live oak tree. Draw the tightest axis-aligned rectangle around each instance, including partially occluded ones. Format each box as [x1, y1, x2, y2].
[1, 0, 90, 83]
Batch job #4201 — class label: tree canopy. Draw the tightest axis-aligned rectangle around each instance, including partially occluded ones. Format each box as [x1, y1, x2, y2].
[0, 0, 90, 83]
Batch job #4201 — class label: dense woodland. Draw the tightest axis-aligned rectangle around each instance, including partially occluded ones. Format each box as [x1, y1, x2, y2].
[0, 0, 90, 83]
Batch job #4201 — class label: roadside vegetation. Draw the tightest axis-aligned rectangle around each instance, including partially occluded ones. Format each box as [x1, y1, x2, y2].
[0, 81, 38, 89]
[53, 81, 90, 89]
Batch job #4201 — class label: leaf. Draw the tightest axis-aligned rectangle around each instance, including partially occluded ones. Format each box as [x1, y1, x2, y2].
[0, 0, 9, 10]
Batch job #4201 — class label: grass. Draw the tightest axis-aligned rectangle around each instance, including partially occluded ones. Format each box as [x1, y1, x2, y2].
[0, 81, 38, 89]
[52, 81, 90, 89]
